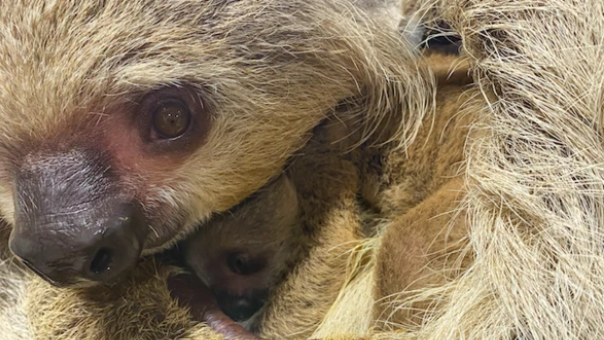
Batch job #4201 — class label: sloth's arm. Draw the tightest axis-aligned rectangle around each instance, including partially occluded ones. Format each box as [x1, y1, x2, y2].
[168, 274, 262, 340]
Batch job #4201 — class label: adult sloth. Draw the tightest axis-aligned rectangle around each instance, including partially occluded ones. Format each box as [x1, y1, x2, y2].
[2, 0, 602, 339]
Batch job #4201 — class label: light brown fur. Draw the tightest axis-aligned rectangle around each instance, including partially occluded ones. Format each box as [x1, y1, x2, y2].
[0, 0, 432, 338]
[0, 50, 477, 340]
[0, 0, 430, 255]
[4, 0, 600, 339]
[310, 52, 478, 338]
[372, 55, 475, 328]
[0, 222, 32, 340]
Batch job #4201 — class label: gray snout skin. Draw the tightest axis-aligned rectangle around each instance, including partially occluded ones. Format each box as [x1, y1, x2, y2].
[9, 149, 148, 287]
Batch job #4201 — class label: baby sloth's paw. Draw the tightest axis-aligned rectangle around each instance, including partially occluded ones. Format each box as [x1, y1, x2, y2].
[167, 273, 262, 340]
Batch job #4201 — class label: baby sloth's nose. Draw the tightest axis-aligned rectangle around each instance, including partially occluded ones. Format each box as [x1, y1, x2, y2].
[213, 289, 269, 322]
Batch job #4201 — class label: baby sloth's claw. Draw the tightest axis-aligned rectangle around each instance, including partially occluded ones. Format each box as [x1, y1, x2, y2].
[168, 274, 262, 340]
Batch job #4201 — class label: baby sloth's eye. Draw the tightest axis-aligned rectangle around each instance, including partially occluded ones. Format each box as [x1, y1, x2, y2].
[226, 251, 267, 276]
[152, 101, 191, 139]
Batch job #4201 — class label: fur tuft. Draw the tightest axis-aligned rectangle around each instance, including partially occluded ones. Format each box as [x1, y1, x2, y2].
[0, 225, 33, 340]
[375, 0, 604, 339]
[450, 0, 604, 338]
[3, 1, 603, 340]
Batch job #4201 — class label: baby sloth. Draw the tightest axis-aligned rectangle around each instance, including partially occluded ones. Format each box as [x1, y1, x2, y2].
[169, 173, 302, 339]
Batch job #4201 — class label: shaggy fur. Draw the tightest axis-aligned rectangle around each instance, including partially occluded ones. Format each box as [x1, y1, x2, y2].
[283, 0, 604, 337]
[365, 0, 604, 338]
[0, 223, 33, 340]
[440, 0, 604, 338]
[0, 52, 473, 340]
[401, 0, 448, 26]
[0, 0, 430, 255]
[399, 0, 460, 55]
[0, 0, 431, 339]
[3, 0, 601, 339]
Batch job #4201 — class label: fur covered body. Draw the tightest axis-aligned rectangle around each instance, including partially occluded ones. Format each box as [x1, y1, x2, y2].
[0, 51, 477, 339]
[1, 0, 603, 339]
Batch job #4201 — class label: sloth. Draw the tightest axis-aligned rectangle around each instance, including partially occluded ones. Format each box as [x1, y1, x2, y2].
[2, 49, 477, 340]
[180, 174, 302, 324]
[0, 0, 427, 289]
[0, 0, 475, 339]
[168, 173, 303, 339]
[2, 0, 598, 339]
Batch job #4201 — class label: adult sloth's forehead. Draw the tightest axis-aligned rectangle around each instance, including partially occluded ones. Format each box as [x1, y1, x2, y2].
[0, 0, 328, 144]
[0, 1, 231, 95]
[0, 0, 335, 101]
[0, 0, 326, 75]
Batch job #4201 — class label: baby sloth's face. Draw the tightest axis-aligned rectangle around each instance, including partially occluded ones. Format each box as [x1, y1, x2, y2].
[183, 175, 302, 321]
[201, 250, 273, 321]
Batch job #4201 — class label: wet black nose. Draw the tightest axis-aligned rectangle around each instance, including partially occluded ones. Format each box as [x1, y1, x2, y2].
[9, 149, 148, 287]
[214, 289, 268, 322]
[10, 202, 146, 287]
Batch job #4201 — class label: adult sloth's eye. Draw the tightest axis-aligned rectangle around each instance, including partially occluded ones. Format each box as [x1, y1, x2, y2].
[138, 86, 211, 152]
[152, 102, 191, 139]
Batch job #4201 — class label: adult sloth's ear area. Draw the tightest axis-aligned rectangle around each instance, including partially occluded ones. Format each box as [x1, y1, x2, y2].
[418, 21, 462, 56]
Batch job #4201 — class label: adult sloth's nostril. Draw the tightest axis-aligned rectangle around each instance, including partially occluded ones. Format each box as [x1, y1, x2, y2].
[90, 247, 113, 274]
[12, 148, 149, 287]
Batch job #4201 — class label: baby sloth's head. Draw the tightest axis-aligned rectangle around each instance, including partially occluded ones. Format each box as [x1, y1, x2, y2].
[183, 174, 302, 322]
